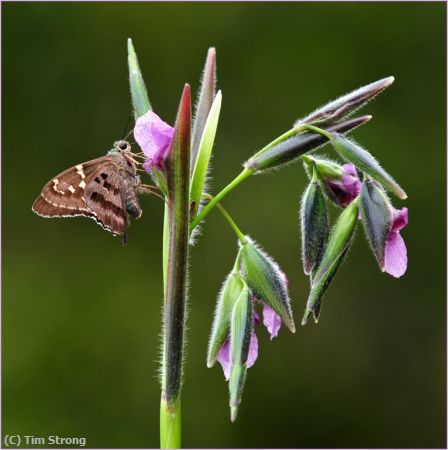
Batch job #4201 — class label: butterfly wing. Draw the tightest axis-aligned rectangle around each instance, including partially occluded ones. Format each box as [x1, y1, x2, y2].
[32, 156, 130, 238]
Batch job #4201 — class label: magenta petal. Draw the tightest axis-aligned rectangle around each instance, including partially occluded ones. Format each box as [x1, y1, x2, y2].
[246, 332, 258, 368]
[384, 231, 407, 278]
[341, 163, 357, 178]
[262, 304, 282, 340]
[391, 207, 408, 232]
[216, 340, 231, 380]
[134, 111, 174, 171]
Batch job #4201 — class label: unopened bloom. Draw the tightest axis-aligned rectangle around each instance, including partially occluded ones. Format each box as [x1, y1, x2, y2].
[302, 155, 361, 207]
[383, 207, 408, 278]
[133, 111, 174, 171]
[325, 163, 361, 206]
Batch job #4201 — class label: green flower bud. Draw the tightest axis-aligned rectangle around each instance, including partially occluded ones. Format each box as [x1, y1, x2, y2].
[360, 180, 393, 269]
[241, 238, 295, 333]
[229, 287, 252, 422]
[207, 269, 245, 367]
[302, 199, 359, 324]
[331, 133, 407, 200]
[301, 168, 329, 275]
[245, 116, 371, 173]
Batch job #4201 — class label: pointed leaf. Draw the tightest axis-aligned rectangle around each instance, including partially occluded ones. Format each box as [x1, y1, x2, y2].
[360, 180, 393, 269]
[331, 133, 407, 199]
[241, 238, 295, 332]
[191, 47, 216, 171]
[207, 269, 244, 367]
[296, 76, 394, 127]
[127, 38, 152, 119]
[190, 91, 222, 217]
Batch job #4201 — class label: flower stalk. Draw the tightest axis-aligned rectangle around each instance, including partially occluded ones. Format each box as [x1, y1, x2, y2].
[160, 84, 191, 448]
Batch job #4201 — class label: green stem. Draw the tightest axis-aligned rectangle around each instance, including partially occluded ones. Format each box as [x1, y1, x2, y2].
[160, 397, 181, 449]
[189, 126, 309, 232]
[189, 167, 253, 231]
[301, 124, 334, 141]
[202, 194, 246, 243]
[249, 126, 304, 160]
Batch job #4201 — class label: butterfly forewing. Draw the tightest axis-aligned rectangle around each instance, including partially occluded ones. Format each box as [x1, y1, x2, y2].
[32, 146, 142, 242]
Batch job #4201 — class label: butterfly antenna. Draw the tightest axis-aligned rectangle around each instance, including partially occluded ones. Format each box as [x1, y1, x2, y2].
[121, 113, 134, 141]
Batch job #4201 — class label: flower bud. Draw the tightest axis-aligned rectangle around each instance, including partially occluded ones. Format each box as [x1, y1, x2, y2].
[303, 155, 361, 207]
[241, 238, 295, 332]
[331, 133, 407, 200]
[295, 76, 394, 127]
[245, 116, 371, 173]
[300, 169, 329, 275]
[207, 270, 245, 368]
[229, 287, 252, 422]
[302, 199, 359, 324]
[360, 180, 392, 269]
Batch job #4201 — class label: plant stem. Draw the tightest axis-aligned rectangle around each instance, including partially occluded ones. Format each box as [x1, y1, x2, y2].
[160, 85, 191, 449]
[249, 126, 303, 160]
[189, 126, 307, 232]
[202, 194, 246, 243]
[301, 124, 334, 141]
[189, 167, 253, 231]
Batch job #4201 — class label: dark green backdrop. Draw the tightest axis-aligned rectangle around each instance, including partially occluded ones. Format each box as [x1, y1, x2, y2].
[2, 2, 446, 448]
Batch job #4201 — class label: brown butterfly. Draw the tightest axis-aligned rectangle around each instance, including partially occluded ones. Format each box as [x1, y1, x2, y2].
[32, 140, 145, 244]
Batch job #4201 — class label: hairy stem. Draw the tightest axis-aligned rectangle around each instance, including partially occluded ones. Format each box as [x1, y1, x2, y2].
[160, 85, 191, 448]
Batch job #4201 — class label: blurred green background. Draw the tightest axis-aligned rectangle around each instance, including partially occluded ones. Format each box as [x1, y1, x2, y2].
[2, 2, 446, 448]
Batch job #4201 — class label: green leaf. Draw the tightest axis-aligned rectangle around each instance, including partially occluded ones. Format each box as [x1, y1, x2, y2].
[241, 238, 295, 332]
[127, 38, 152, 118]
[191, 47, 216, 171]
[207, 268, 244, 368]
[190, 90, 222, 217]
[331, 133, 407, 199]
[228, 286, 252, 422]
[360, 180, 392, 270]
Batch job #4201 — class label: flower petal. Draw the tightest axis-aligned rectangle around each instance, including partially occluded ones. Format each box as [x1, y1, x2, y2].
[246, 332, 258, 368]
[216, 340, 231, 380]
[134, 111, 174, 171]
[262, 304, 282, 340]
[383, 231, 407, 278]
[391, 207, 408, 232]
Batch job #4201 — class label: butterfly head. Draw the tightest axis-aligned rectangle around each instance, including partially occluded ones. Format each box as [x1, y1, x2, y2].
[109, 140, 131, 155]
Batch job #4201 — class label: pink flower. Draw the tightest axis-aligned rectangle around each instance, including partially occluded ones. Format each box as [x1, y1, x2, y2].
[216, 303, 281, 379]
[383, 207, 408, 278]
[217, 333, 258, 381]
[262, 304, 282, 340]
[133, 111, 174, 171]
[326, 163, 361, 207]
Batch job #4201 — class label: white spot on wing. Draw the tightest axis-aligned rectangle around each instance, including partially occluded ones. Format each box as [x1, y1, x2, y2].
[52, 178, 65, 195]
[68, 185, 76, 193]
[79, 180, 86, 189]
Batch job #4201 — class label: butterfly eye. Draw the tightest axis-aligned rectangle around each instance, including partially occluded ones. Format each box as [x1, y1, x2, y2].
[118, 142, 128, 151]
